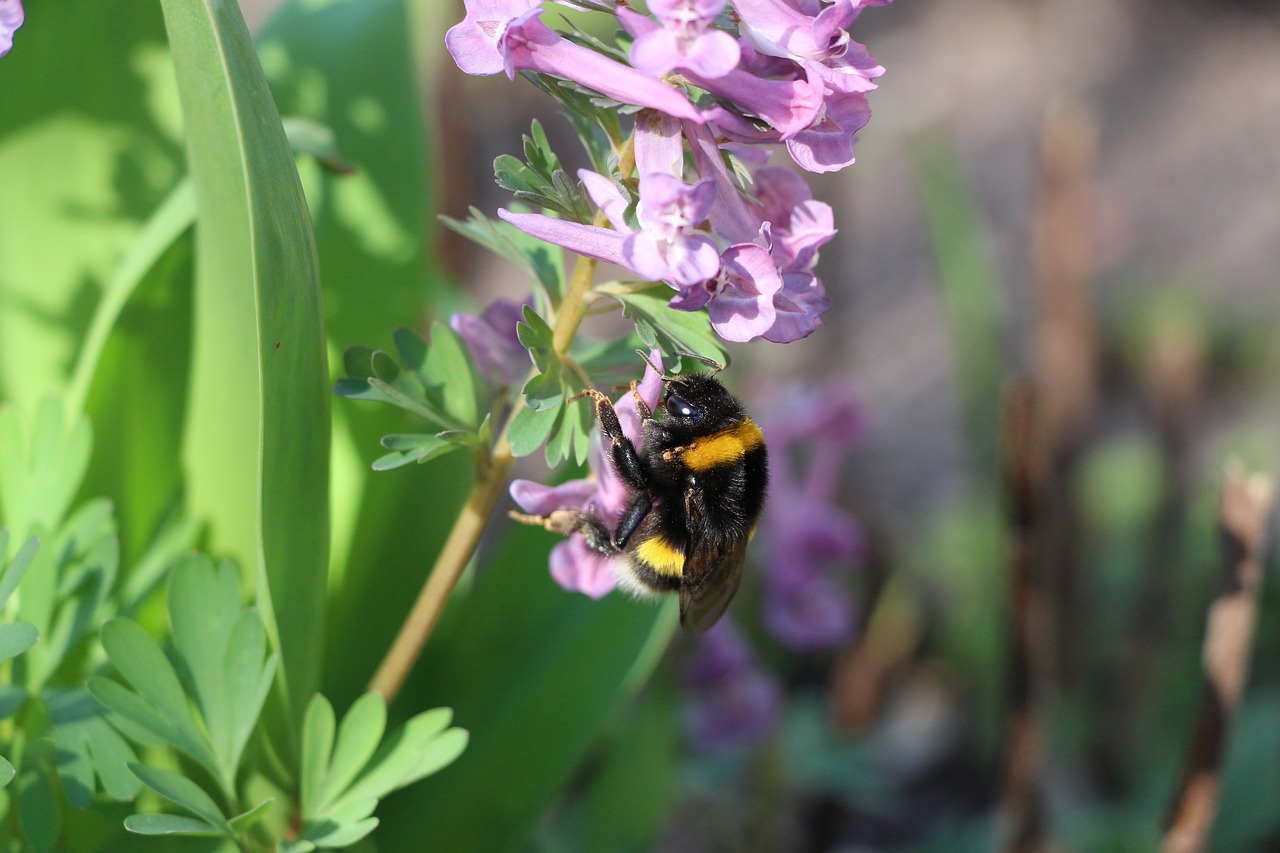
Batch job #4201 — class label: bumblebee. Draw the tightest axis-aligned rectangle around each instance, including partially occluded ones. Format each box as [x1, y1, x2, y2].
[517, 365, 767, 631]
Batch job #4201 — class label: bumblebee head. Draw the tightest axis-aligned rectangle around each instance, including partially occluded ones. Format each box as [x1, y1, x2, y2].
[661, 374, 746, 436]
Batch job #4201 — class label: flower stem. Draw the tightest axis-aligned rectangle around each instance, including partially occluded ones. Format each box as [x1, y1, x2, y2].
[368, 131, 638, 704]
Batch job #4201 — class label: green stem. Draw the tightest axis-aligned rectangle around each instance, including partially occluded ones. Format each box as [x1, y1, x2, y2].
[66, 180, 195, 416]
[368, 132, 638, 705]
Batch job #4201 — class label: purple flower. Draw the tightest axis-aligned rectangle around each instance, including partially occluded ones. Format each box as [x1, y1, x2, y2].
[623, 173, 721, 287]
[509, 352, 665, 597]
[623, 0, 740, 79]
[446, 1, 703, 122]
[619, 9, 822, 139]
[783, 88, 871, 173]
[755, 381, 869, 650]
[0, 0, 22, 58]
[682, 619, 782, 750]
[733, 0, 886, 94]
[763, 271, 830, 343]
[706, 242, 783, 342]
[752, 166, 836, 271]
[451, 298, 532, 388]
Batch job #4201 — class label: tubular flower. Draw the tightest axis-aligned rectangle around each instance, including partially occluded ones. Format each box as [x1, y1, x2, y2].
[446, 1, 703, 121]
[449, 0, 892, 344]
[509, 353, 665, 597]
[0, 0, 22, 58]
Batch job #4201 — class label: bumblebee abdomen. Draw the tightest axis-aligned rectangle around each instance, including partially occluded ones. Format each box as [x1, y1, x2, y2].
[634, 535, 684, 578]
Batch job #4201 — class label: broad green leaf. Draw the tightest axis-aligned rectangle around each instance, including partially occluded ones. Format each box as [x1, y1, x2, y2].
[381, 525, 674, 852]
[124, 813, 224, 836]
[316, 692, 387, 811]
[300, 694, 337, 816]
[0, 0, 182, 412]
[0, 622, 38, 663]
[584, 690, 678, 852]
[128, 763, 231, 834]
[161, 0, 331, 739]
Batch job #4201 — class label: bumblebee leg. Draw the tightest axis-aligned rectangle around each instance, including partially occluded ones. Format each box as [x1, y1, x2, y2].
[508, 509, 618, 556]
[629, 380, 653, 422]
[583, 389, 648, 493]
[612, 492, 652, 549]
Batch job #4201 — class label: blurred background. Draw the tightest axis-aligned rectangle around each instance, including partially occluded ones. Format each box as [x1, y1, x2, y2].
[371, 0, 1280, 847]
[6, 0, 1277, 848]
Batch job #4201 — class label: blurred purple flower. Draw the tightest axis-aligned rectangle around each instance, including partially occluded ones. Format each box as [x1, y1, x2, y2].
[509, 352, 665, 597]
[682, 618, 783, 750]
[0, 0, 22, 58]
[756, 381, 869, 650]
[451, 298, 531, 388]
[446, 1, 703, 121]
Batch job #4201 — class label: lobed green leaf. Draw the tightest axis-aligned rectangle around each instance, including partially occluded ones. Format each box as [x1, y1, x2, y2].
[124, 813, 224, 837]
[128, 763, 231, 834]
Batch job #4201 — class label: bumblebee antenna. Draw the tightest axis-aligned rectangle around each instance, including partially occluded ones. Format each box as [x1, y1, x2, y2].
[674, 351, 726, 375]
[635, 349, 670, 379]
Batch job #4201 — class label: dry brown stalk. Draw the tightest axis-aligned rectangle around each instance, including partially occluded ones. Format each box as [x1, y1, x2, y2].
[1162, 463, 1274, 853]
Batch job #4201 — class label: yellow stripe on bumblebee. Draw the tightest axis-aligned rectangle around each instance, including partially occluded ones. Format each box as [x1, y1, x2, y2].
[678, 419, 765, 471]
[634, 536, 685, 577]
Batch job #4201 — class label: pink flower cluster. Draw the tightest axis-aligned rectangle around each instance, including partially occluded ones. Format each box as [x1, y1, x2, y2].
[445, 0, 889, 344]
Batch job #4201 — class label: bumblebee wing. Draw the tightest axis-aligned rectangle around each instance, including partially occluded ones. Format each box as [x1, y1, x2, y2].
[678, 492, 748, 632]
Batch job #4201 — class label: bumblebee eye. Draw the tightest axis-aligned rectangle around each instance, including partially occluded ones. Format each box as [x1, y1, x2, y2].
[665, 392, 702, 420]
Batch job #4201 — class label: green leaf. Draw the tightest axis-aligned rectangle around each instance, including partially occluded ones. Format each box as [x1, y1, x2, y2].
[611, 289, 726, 365]
[440, 208, 565, 303]
[66, 180, 197, 417]
[168, 555, 239, 765]
[507, 402, 561, 459]
[0, 533, 41, 605]
[0, 622, 38, 663]
[50, 688, 144, 807]
[380, 526, 676, 853]
[0, 397, 93, 542]
[423, 322, 480, 429]
[300, 817, 379, 848]
[517, 306, 557, 372]
[333, 709, 464, 808]
[0, 0, 181, 413]
[316, 693, 387, 812]
[128, 763, 231, 834]
[124, 813, 224, 836]
[0, 755, 13, 788]
[95, 618, 220, 779]
[300, 694, 337, 816]
[161, 0, 331, 741]
[228, 797, 275, 833]
[17, 765, 61, 853]
[522, 368, 566, 413]
[373, 433, 460, 471]
[282, 116, 354, 174]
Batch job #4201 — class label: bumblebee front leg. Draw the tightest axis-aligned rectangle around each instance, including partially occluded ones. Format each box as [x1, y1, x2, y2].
[582, 389, 649, 494]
